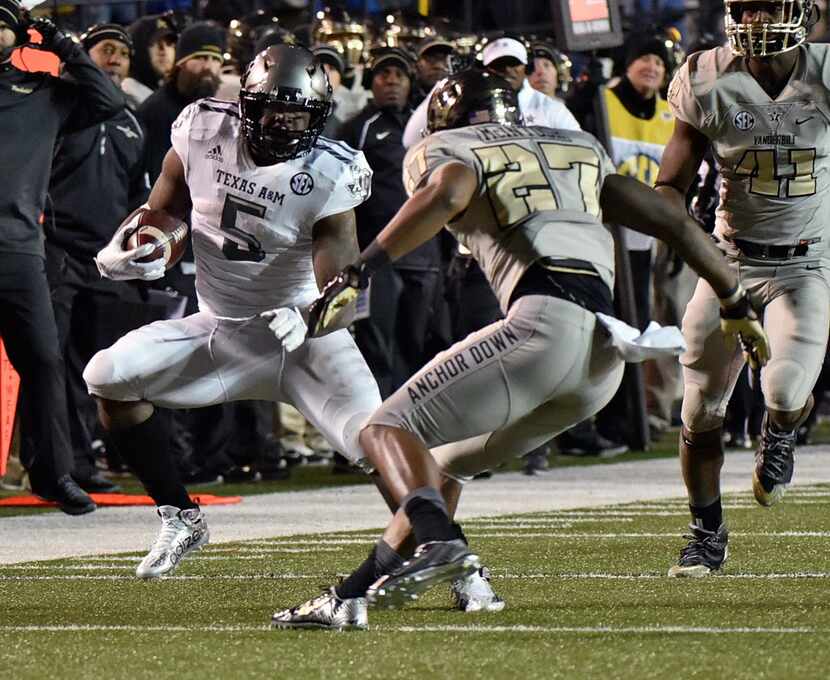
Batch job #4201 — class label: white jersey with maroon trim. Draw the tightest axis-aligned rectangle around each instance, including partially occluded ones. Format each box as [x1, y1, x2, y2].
[403, 124, 616, 311]
[170, 97, 372, 317]
[668, 44, 830, 256]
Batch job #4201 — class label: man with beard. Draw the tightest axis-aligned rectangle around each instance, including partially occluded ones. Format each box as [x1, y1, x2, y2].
[137, 22, 225, 184]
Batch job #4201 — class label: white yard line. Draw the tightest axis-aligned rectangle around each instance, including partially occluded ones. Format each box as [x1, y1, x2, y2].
[0, 623, 818, 635]
[2, 447, 830, 565]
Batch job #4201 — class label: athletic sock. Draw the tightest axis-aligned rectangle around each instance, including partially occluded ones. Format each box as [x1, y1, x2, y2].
[402, 486, 455, 545]
[336, 539, 404, 600]
[108, 409, 197, 510]
[690, 498, 723, 533]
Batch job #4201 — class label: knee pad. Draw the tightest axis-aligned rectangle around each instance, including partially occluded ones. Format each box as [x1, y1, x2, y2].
[762, 358, 809, 413]
[82, 349, 120, 397]
[681, 383, 726, 433]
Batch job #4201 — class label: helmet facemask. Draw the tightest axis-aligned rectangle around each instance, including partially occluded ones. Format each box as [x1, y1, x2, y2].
[240, 93, 330, 164]
[240, 45, 332, 166]
[724, 0, 813, 57]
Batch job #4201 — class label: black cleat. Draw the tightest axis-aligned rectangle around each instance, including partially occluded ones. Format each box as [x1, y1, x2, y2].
[753, 415, 795, 507]
[366, 539, 480, 609]
[668, 523, 728, 578]
[35, 475, 97, 516]
[271, 587, 367, 630]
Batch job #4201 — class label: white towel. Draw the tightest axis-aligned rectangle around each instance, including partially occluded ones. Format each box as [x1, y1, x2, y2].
[595, 313, 687, 363]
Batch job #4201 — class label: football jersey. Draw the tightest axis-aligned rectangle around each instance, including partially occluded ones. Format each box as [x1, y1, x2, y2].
[668, 43, 830, 256]
[403, 124, 616, 311]
[170, 98, 372, 317]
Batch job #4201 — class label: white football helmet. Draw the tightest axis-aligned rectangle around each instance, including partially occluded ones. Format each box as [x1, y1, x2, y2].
[724, 0, 814, 57]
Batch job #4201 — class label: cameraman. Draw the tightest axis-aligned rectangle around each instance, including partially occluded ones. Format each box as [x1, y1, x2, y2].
[0, 1, 124, 513]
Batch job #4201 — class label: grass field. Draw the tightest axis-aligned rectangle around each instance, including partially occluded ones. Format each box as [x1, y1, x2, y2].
[2, 480, 830, 680]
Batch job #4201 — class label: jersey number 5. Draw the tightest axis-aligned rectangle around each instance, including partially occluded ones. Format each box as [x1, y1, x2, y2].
[220, 194, 266, 262]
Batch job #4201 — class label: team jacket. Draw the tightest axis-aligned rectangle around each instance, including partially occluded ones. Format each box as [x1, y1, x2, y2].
[0, 48, 125, 256]
[48, 107, 149, 257]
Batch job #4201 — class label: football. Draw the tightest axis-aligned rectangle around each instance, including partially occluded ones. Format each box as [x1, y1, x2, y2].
[124, 208, 188, 268]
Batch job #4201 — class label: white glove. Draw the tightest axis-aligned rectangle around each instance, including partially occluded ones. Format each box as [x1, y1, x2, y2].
[94, 211, 166, 282]
[260, 307, 307, 352]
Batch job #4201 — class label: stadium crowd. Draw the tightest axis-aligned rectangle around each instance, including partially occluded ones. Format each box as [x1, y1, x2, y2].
[0, 0, 827, 523]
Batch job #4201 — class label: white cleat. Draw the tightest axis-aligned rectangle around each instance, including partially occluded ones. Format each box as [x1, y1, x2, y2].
[271, 587, 368, 631]
[451, 567, 506, 612]
[136, 505, 209, 579]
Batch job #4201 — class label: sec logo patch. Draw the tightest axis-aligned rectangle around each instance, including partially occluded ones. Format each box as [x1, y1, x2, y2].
[734, 110, 755, 131]
[290, 172, 314, 195]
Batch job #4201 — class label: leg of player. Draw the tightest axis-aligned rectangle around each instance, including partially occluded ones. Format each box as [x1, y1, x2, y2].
[668, 423, 729, 577]
[752, 397, 813, 507]
[96, 398, 209, 579]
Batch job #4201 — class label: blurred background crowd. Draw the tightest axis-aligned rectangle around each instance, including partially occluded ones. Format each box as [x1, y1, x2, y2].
[3, 0, 830, 507]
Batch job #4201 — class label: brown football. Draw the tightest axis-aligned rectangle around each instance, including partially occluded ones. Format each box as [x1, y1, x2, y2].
[124, 208, 188, 268]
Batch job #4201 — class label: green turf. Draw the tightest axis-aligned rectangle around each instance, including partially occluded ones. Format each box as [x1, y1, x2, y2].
[2, 484, 830, 679]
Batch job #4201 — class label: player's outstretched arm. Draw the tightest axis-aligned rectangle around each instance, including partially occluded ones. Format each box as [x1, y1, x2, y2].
[600, 174, 769, 368]
[653, 119, 709, 209]
[307, 162, 478, 337]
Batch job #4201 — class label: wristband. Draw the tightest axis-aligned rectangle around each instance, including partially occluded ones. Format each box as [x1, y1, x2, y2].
[718, 282, 745, 308]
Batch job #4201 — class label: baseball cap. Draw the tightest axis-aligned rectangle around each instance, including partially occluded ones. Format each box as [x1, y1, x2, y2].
[369, 47, 413, 77]
[81, 23, 133, 53]
[175, 21, 225, 66]
[482, 37, 527, 66]
[417, 37, 455, 59]
[313, 44, 345, 75]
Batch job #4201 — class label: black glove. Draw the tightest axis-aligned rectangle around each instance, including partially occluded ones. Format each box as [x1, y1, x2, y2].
[31, 18, 77, 62]
[306, 264, 369, 338]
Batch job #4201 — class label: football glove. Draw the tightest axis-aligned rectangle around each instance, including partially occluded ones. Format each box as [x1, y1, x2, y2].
[260, 307, 307, 353]
[719, 289, 770, 370]
[307, 264, 368, 338]
[94, 209, 166, 282]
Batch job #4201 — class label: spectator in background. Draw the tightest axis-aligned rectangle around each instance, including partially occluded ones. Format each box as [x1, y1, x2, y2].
[122, 13, 179, 110]
[46, 23, 153, 494]
[411, 37, 454, 104]
[403, 36, 580, 147]
[137, 21, 225, 183]
[339, 47, 442, 397]
[0, 2, 124, 513]
[528, 42, 572, 102]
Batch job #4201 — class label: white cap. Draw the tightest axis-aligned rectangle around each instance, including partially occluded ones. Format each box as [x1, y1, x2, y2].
[482, 38, 528, 66]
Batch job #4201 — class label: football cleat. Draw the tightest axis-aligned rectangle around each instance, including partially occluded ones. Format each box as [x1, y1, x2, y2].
[753, 415, 795, 507]
[367, 539, 480, 609]
[451, 567, 506, 612]
[135, 505, 209, 579]
[271, 587, 368, 631]
[668, 523, 729, 578]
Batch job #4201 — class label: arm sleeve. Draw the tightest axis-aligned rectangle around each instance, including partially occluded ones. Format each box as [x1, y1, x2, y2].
[667, 60, 705, 130]
[169, 103, 199, 181]
[55, 48, 125, 133]
[318, 150, 374, 220]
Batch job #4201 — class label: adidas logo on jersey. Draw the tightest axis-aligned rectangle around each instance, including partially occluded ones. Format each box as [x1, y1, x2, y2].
[206, 145, 224, 162]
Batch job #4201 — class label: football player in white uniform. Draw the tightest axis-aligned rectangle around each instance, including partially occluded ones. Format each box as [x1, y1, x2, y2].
[84, 45, 382, 579]
[656, 0, 830, 576]
[270, 69, 770, 630]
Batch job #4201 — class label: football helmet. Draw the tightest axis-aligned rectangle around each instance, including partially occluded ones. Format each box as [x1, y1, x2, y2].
[239, 44, 331, 165]
[427, 68, 522, 134]
[724, 0, 814, 57]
